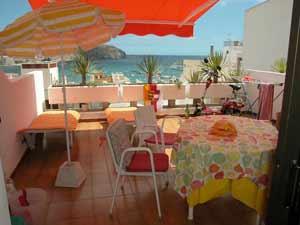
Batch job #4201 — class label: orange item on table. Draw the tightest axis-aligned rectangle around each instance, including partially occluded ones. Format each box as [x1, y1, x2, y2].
[209, 119, 237, 138]
[105, 107, 137, 124]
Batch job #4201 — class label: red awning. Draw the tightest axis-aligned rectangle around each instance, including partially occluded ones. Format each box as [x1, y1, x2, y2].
[28, 0, 219, 37]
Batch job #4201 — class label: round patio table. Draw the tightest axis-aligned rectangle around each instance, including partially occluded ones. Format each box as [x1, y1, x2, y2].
[173, 115, 278, 220]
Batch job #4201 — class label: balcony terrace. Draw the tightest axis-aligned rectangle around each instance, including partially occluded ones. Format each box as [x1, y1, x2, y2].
[12, 122, 258, 225]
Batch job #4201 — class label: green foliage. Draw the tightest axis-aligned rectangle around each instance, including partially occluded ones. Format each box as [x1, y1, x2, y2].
[187, 71, 202, 83]
[0, 56, 5, 65]
[272, 58, 287, 73]
[198, 52, 233, 82]
[202, 51, 224, 72]
[137, 56, 160, 84]
[175, 79, 183, 89]
[73, 48, 94, 85]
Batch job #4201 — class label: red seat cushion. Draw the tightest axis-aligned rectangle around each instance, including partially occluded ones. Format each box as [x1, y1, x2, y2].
[144, 132, 178, 145]
[126, 152, 169, 172]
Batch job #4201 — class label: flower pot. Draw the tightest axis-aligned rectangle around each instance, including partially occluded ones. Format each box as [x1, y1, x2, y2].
[130, 101, 137, 107]
[81, 103, 89, 111]
[102, 102, 109, 110]
[168, 99, 176, 108]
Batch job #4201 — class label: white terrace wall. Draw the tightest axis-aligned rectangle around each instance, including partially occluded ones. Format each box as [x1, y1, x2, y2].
[245, 69, 285, 119]
[48, 83, 234, 106]
[243, 0, 293, 71]
[0, 160, 11, 225]
[0, 71, 45, 176]
[21, 62, 59, 99]
[48, 73, 284, 120]
[48, 85, 120, 104]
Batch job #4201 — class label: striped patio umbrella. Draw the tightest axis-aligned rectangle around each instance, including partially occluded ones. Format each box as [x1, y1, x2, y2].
[0, 0, 125, 188]
[0, 0, 125, 58]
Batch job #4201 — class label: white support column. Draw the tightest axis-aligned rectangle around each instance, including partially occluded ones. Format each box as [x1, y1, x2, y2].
[43, 132, 47, 150]
[188, 206, 194, 220]
[256, 214, 261, 225]
[69, 131, 74, 148]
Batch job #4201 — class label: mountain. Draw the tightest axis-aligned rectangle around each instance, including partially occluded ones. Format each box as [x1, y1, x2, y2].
[87, 45, 126, 60]
[2, 45, 126, 64]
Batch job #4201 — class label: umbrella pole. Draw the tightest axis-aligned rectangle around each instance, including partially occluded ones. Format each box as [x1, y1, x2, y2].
[55, 35, 86, 188]
[60, 54, 72, 163]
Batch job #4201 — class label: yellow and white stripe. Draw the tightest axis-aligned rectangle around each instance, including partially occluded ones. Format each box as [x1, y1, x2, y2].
[3, 22, 112, 58]
[0, 12, 37, 48]
[0, 0, 125, 58]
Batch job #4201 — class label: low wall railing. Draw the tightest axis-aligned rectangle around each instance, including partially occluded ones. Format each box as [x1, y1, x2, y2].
[48, 70, 286, 119]
[48, 83, 234, 105]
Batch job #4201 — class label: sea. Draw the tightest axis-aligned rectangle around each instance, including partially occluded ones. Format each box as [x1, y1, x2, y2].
[0, 55, 205, 84]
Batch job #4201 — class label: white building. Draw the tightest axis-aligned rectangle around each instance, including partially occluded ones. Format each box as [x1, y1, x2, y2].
[21, 62, 59, 99]
[222, 41, 243, 73]
[243, 0, 293, 70]
[182, 41, 243, 81]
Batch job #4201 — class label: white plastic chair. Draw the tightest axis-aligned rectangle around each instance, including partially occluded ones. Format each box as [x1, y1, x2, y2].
[134, 105, 182, 151]
[106, 119, 170, 218]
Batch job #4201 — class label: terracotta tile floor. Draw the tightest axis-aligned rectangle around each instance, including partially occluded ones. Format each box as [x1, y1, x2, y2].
[13, 122, 258, 225]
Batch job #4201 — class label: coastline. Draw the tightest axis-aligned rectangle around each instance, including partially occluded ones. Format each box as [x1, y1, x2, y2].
[0, 55, 206, 84]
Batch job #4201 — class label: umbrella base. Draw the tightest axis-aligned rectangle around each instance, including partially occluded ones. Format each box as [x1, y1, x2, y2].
[55, 161, 86, 188]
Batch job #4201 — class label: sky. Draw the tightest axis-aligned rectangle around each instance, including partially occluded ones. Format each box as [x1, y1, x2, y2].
[0, 0, 265, 55]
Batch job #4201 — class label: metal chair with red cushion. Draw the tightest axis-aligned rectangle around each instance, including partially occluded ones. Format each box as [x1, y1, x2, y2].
[127, 152, 169, 172]
[106, 119, 170, 218]
[134, 105, 182, 152]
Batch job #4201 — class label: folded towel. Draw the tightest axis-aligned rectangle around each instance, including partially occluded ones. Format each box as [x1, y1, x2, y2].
[258, 84, 274, 120]
[209, 119, 237, 138]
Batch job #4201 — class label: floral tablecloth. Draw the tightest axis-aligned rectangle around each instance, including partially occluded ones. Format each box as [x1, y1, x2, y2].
[174, 115, 278, 199]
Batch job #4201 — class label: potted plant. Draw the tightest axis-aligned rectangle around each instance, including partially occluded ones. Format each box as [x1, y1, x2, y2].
[72, 48, 95, 111]
[198, 52, 232, 83]
[175, 79, 183, 89]
[73, 47, 95, 86]
[137, 56, 160, 84]
[187, 71, 202, 83]
[137, 56, 161, 108]
[186, 71, 202, 106]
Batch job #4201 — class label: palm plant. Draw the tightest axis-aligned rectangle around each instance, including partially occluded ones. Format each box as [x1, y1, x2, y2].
[175, 79, 183, 89]
[0, 56, 5, 65]
[272, 58, 287, 73]
[137, 56, 160, 84]
[73, 48, 94, 85]
[187, 71, 202, 83]
[198, 52, 232, 82]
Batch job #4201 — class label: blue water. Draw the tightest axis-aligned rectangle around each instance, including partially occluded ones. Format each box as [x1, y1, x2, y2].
[62, 55, 204, 84]
[1, 55, 205, 84]
[0, 65, 21, 75]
